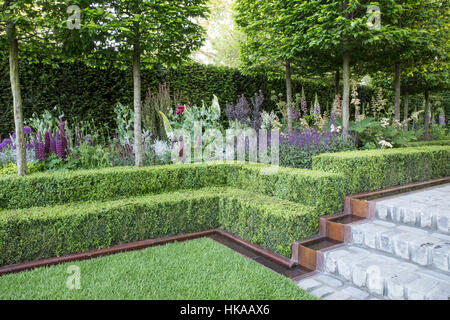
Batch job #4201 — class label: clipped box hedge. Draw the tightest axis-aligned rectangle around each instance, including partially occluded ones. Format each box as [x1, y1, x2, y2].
[408, 140, 450, 147]
[312, 146, 450, 194]
[227, 164, 347, 214]
[0, 164, 231, 210]
[218, 190, 319, 257]
[0, 162, 346, 214]
[1, 146, 449, 266]
[0, 187, 318, 265]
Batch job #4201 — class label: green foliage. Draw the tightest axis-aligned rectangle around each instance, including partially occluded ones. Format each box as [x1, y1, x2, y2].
[0, 164, 229, 210]
[218, 190, 319, 257]
[0, 187, 319, 264]
[350, 117, 420, 149]
[279, 139, 356, 169]
[313, 146, 450, 195]
[113, 103, 134, 146]
[1, 147, 448, 265]
[430, 125, 449, 141]
[0, 61, 339, 137]
[408, 140, 450, 147]
[0, 162, 45, 176]
[226, 165, 347, 214]
[69, 143, 113, 170]
[0, 188, 222, 266]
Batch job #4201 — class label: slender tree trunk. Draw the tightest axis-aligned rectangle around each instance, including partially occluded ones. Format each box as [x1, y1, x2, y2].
[133, 27, 143, 167]
[404, 90, 409, 131]
[424, 91, 430, 140]
[394, 61, 401, 121]
[335, 69, 340, 96]
[285, 60, 293, 133]
[7, 22, 27, 176]
[342, 52, 350, 133]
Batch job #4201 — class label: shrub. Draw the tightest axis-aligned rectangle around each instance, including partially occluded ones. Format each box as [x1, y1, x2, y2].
[0, 162, 45, 176]
[0, 189, 222, 266]
[218, 190, 319, 257]
[0, 162, 347, 212]
[0, 164, 230, 210]
[0, 187, 318, 265]
[407, 140, 450, 147]
[226, 164, 347, 214]
[312, 146, 450, 194]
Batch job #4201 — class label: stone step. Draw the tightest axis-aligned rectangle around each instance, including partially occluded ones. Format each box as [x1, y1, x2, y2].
[350, 220, 450, 273]
[297, 273, 385, 300]
[322, 245, 450, 300]
[375, 184, 450, 235]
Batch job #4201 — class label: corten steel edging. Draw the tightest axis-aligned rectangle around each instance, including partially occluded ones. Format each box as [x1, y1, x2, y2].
[344, 177, 450, 218]
[0, 229, 296, 276]
[0, 230, 216, 276]
[215, 229, 296, 268]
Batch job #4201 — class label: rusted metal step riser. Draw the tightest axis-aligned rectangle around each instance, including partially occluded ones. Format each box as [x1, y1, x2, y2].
[291, 177, 450, 273]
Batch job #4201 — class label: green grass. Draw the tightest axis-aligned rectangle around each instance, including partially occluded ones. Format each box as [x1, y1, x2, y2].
[0, 238, 316, 300]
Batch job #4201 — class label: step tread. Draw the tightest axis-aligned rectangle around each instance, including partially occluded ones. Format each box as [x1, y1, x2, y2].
[350, 219, 450, 272]
[322, 244, 450, 300]
[375, 184, 450, 234]
[297, 273, 385, 300]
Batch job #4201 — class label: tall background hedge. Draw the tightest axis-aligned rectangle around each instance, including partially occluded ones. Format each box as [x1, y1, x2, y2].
[0, 60, 359, 137]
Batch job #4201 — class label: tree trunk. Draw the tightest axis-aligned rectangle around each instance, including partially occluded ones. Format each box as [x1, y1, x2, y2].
[335, 69, 340, 96]
[7, 22, 27, 176]
[342, 52, 350, 133]
[424, 91, 430, 140]
[394, 61, 401, 121]
[133, 30, 143, 167]
[285, 60, 293, 133]
[403, 90, 409, 131]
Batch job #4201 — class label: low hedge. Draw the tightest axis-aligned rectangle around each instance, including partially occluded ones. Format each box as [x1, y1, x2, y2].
[227, 164, 347, 214]
[408, 140, 450, 147]
[1, 146, 449, 266]
[0, 162, 346, 213]
[312, 146, 450, 194]
[0, 187, 317, 265]
[218, 190, 319, 257]
[0, 164, 230, 210]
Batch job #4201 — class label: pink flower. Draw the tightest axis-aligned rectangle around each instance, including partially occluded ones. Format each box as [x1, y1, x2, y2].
[176, 105, 185, 115]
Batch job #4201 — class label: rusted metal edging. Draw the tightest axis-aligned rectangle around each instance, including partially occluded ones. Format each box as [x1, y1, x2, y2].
[344, 177, 450, 219]
[0, 229, 297, 277]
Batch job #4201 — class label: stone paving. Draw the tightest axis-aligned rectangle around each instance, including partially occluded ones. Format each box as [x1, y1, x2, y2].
[297, 183, 450, 300]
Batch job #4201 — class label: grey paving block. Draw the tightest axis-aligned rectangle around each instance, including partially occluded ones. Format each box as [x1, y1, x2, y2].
[324, 291, 352, 300]
[310, 285, 335, 298]
[297, 278, 322, 291]
[314, 274, 343, 288]
[342, 286, 370, 299]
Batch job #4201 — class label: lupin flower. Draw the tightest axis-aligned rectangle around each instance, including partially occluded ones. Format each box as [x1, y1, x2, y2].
[44, 131, 51, 154]
[50, 131, 57, 153]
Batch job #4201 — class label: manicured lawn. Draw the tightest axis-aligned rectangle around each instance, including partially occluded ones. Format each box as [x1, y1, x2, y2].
[0, 238, 316, 300]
